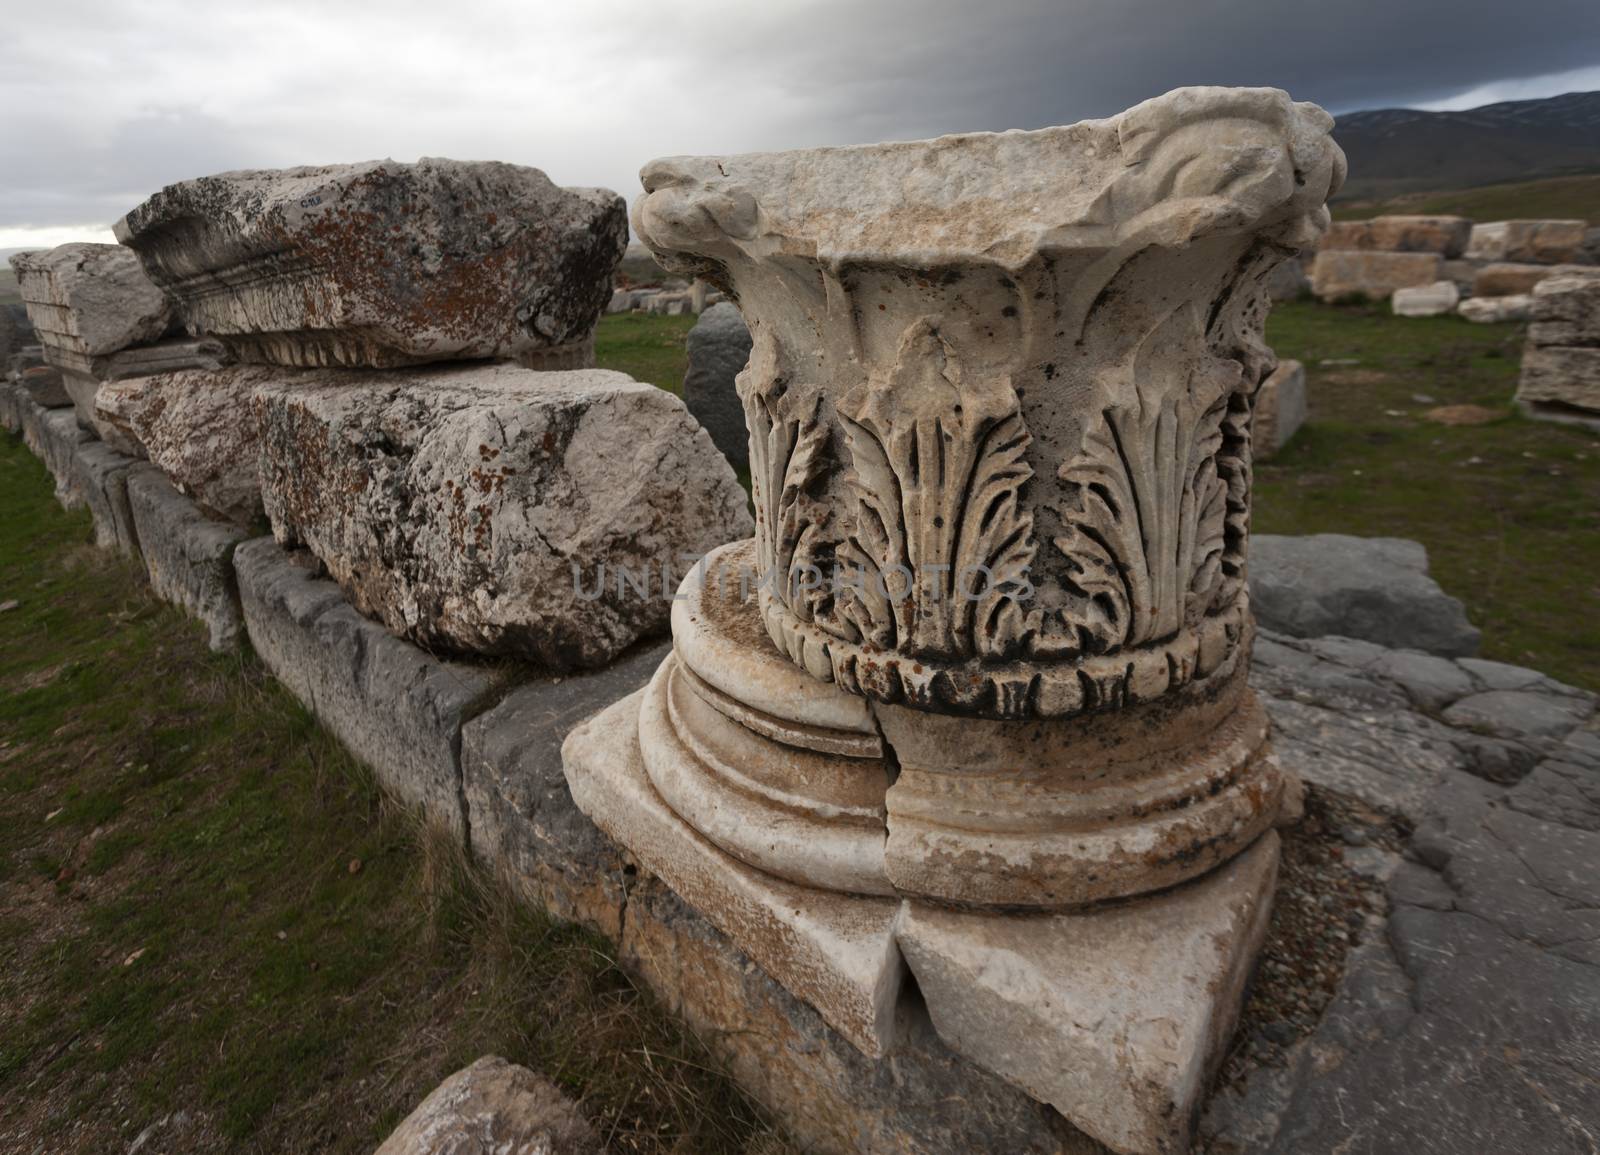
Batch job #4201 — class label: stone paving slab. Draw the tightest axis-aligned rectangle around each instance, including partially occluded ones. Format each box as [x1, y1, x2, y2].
[233, 536, 500, 838]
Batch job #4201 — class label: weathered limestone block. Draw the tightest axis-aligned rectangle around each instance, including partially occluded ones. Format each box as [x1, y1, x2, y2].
[1253, 360, 1307, 459]
[1310, 250, 1441, 300]
[681, 301, 753, 471]
[69, 441, 143, 555]
[374, 1056, 597, 1155]
[0, 380, 20, 432]
[1458, 294, 1532, 323]
[9, 243, 172, 358]
[31, 407, 94, 510]
[1466, 219, 1590, 264]
[55, 336, 229, 447]
[1517, 274, 1600, 427]
[1517, 347, 1600, 425]
[253, 364, 753, 669]
[899, 835, 1278, 1155]
[127, 467, 248, 650]
[1526, 270, 1600, 347]
[1249, 534, 1480, 657]
[1471, 261, 1594, 298]
[232, 536, 500, 835]
[97, 363, 281, 526]
[1320, 215, 1470, 256]
[461, 639, 671, 938]
[1391, 280, 1459, 317]
[17, 365, 70, 407]
[116, 158, 628, 369]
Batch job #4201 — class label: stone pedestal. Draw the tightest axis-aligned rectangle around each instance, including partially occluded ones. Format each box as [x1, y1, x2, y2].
[564, 86, 1342, 1155]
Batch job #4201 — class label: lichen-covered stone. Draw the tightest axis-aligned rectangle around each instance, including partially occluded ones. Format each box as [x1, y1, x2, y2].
[97, 364, 284, 526]
[9, 243, 172, 357]
[253, 364, 753, 669]
[115, 158, 628, 369]
[54, 336, 229, 447]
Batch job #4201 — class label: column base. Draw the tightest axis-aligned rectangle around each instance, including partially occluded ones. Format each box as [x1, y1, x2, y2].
[563, 685, 1279, 1155]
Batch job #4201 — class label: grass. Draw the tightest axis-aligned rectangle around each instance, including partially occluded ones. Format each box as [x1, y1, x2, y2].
[594, 312, 697, 395]
[1260, 299, 1600, 690]
[1333, 172, 1600, 222]
[0, 434, 780, 1152]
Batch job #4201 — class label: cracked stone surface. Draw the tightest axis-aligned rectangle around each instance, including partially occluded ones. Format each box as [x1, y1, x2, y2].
[116, 158, 627, 369]
[254, 364, 753, 670]
[1205, 633, 1600, 1154]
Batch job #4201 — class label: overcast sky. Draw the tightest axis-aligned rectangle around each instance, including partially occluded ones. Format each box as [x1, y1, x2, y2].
[4, 0, 1598, 249]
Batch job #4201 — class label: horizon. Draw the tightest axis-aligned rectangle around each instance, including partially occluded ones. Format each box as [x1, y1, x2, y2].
[3, 0, 1598, 250]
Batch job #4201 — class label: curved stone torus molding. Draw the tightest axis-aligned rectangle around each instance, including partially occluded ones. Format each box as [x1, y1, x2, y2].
[634, 86, 1345, 721]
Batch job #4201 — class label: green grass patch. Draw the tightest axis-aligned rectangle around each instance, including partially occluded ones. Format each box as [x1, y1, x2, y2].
[0, 433, 779, 1153]
[593, 312, 697, 394]
[1260, 300, 1600, 689]
[1334, 172, 1600, 222]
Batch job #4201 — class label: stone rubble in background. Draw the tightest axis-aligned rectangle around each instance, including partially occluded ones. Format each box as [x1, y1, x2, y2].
[1390, 279, 1459, 316]
[1252, 358, 1306, 458]
[1516, 272, 1600, 428]
[1472, 260, 1596, 298]
[1465, 218, 1590, 264]
[680, 301, 752, 472]
[1458, 293, 1533, 323]
[373, 1055, 598, 1155]
[1249, 533, 1480, 657]
[116, 158, 628, 370]
[252, 364, 752, 669]
[1320, 215, 1471, 256]
[1310, 249, 1441, 301]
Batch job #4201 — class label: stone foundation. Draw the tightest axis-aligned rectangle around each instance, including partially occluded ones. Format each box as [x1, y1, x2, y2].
[128, 468, 249, 651]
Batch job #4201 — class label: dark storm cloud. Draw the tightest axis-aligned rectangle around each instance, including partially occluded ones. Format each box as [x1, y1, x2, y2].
[2, 0, 1596, 237]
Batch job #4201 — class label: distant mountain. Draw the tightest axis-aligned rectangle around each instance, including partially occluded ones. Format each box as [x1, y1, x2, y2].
[1333, 91, 1600, 201]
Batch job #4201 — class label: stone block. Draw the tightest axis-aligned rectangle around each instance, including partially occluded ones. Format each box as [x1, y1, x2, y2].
[1466, 219, 1590, 264]
[1458, 294, 1532, 323]
[1527, 271, 1600, 346]
[559, 689, 1097, 1154]
[9, 243, 172, 358]
[116, 158, 627, 369]
[1391, 280, 1459, 317]
[1310, 250, 1441, 300]
[34, 407, 94, 510]
[461, 639, 670, 937]
[1517, 346, 1600, 427]
[18, 365, 70, 407]
[232, 536, 498, 836]
[1471, 261, 1595, 298]
[128, 467, 248, 650]
[563, 689, 906, 1057]
[69, 440, 142, 555]
[97, 364, 282, 526]
[253, 364, 752, 669]
[54, 336, 230, 447]
[1320, 215, 1471, 256]
[1263, 254, 1308, 301]
[681, 301, 752, 472]
[1249, 534, 1480, 657]
[0, 380, 20, 432]
[1252, 359, 1305, 458]
[374, 1055, 598, 1155]
[899, 834, 1278, 1155]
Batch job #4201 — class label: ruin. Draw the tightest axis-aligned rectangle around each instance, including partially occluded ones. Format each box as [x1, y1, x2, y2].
[557, 86, 1345, 1153]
